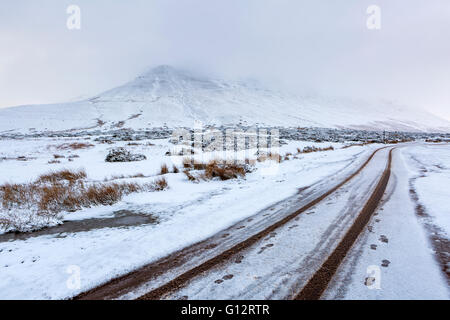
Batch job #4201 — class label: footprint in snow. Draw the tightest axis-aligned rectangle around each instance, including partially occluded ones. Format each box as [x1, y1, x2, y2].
[223, 274, 234, 280]
[257, 243, 274, 254]
[265, 232, 277, 241]
[381, 259, 391, 267]
[365, 277, 376, 287]
[379, 235, 389, 243]
[215, 274, 234, 284]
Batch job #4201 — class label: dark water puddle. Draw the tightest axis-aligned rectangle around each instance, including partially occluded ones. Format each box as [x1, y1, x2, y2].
[0, 210, 158, 243]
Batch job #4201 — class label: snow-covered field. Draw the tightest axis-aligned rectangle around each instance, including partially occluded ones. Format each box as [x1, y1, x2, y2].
[0, 135, 373, 299]
[403, 144, 450, 237]
[0, 135, 448, 300]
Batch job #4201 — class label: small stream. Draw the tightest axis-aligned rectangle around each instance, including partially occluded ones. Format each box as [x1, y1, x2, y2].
[0, 209, 159, 243]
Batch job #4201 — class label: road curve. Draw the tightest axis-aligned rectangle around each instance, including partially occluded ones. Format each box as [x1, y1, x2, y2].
[75, 146, 390, 300]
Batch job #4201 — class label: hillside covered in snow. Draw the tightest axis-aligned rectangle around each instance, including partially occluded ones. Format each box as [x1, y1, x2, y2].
[1, 65, 449, 133]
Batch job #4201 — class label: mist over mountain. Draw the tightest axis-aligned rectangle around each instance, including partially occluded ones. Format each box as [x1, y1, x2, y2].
[1, 65, 449, 133]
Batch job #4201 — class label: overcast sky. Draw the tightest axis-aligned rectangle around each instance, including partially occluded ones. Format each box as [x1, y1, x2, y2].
[1, 0, 449, 120]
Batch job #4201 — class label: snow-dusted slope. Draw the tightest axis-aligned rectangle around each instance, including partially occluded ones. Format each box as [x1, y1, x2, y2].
[1, 65, 449, 133]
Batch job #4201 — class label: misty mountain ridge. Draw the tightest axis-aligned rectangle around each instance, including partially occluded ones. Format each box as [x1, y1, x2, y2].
[1, 65, 449, 133]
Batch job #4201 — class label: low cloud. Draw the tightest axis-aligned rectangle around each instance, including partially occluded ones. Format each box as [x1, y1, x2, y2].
[0, 0, 449, 120]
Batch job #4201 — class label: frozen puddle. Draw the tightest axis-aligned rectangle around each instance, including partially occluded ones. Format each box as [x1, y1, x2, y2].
[0, 209, 159, 243]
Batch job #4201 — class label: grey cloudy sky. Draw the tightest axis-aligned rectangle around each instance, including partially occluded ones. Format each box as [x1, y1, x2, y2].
[1, 0, 449, 120]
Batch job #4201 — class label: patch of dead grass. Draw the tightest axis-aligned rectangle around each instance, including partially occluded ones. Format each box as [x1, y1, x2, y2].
[0, 169, 168, 227]
[257, 152, 281, 163]
[37, 169, 87, 183]
[160, 164, 169, 175]
[56, 142, 94, 150]
[203, 161, 246, 180]
[153, 177, 168, 191]
[296, 145, 334, 154]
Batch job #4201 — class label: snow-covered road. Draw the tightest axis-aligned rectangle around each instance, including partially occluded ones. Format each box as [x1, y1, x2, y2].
[0, 138, 373, 299]
[324, 143, 449, 299]
[1, 141, 448, 300]
[157, 147, 391, 300]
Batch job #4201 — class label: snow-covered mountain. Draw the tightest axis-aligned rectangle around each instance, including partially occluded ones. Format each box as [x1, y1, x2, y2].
[1, 65, 449, 133]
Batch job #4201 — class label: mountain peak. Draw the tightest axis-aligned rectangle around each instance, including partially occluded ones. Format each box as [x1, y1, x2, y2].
[2, 65, 449, 133]
[137, 65, 182, 79]
[150, 65, 176, 74]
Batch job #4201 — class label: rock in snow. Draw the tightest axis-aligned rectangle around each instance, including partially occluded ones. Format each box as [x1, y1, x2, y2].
[105, 147, 146, 162]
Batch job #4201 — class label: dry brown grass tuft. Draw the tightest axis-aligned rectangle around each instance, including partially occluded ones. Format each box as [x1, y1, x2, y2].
[153, 177, 168, 191]
[1, 183, 30, 209]
[182, 157, 193, 169]
[257, 152, 281, 163]
[38, 169, 87, 183]
[243, 158, 256, 165]
[56, 142, 94, 150]
[193, 162, 207, 170]
[172, 165, 179, 173]
[83, 183, 140, 206]
[202, 161, 246, 181]
[160, 164, 169, 175]
[182, 158, 250, 182]
[2, 180, 142, 213]
[109, 173, 146, 180]
[0, 169, 168, 225]
[425, 139, 442, 143]
[297, 145, 334, 154]
[183, 170, 198, 182]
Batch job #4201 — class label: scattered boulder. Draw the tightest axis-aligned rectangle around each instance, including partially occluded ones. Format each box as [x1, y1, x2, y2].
[105, 147, 146, 162]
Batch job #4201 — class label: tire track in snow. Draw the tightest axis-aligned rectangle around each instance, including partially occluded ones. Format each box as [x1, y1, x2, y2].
[136, 147, 389, 300]
[75, 146, 388, 300]
[295, 148, 393, 300]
